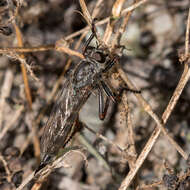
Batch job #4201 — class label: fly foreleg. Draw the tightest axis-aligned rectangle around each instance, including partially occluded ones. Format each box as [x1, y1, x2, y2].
[82, 19, 98, 56]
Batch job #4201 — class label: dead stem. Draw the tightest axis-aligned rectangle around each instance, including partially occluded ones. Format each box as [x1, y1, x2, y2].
[67, 0, 149, 41]
[79, 0, 93, 27]
[13, 6, 41, 164]
[56, 45, 84, 59]
[185, 8, 190, 57]
[0, 45, 55, 53]
[16, 150, 83, 190]
[13, 23, 33, 109]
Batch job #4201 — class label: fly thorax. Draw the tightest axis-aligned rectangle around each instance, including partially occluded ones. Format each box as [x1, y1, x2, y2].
[72, 60, 100, 89]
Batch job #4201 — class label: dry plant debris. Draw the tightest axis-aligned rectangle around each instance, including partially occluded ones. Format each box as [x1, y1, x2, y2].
[0, 0, 189, 190]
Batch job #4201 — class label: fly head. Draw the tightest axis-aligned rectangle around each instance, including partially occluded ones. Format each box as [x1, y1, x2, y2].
[72, 47, 115, 89]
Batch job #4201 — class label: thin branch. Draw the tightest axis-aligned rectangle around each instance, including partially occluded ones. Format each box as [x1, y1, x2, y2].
[79, 0, 93, 27]
[0, 45, 55, 53]
[13, 22, 33, 109]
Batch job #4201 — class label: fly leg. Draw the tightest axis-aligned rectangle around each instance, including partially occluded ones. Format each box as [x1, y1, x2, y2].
[100, 80, 141, 102]
[100, 80, 117, 102]
[82, 33, 95, 56]
[98, 85, 110, 120]
[82, 20, 98, 56]
[119, 86, 141, 94]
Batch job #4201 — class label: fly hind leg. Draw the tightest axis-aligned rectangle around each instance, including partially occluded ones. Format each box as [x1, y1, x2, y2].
[98, 85, 110, 120]
[100, 80, 141, 105]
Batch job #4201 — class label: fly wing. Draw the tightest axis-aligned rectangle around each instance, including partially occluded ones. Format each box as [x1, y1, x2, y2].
[40, 78, 91, 158]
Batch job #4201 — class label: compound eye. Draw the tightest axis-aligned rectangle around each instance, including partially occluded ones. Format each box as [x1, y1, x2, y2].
[93, 51, 106, 63]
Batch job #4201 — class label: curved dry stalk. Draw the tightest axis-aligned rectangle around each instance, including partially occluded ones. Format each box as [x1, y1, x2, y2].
[67, 0, 149, 41]
[13, 21, 42, 162]
[136, 180, 163, 189]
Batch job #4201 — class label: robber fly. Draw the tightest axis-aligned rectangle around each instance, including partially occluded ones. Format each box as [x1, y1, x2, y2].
[35, 25, 120, 173]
